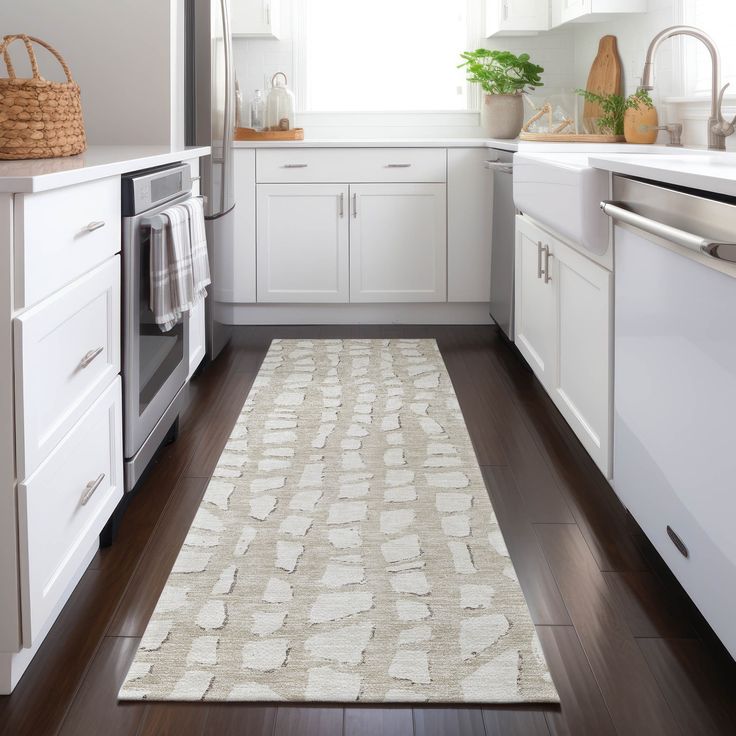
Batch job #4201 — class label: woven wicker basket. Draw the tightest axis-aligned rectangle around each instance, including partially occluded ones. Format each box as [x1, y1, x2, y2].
[0, 34, 86, 160]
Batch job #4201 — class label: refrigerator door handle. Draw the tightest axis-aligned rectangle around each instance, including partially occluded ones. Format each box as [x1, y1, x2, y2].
[212, 0, 234, 215]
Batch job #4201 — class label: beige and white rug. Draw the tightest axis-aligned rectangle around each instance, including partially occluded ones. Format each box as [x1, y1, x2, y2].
[119, 339, 558, 703]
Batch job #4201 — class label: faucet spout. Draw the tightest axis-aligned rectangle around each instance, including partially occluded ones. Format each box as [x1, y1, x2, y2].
[642, 25, 732, 150]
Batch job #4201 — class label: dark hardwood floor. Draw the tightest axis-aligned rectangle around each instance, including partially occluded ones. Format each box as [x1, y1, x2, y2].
[2, 325, 735, 736]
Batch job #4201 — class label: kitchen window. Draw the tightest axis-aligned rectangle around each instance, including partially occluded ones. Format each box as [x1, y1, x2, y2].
[682, 1, 736, 97]
[294, 0, 477, 114]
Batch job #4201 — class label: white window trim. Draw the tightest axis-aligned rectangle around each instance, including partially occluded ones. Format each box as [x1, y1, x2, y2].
[291, 0, 483, 129]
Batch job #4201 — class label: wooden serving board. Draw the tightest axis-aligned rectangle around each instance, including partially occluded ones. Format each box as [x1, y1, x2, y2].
[583, 36, 622, 134]
[234, 127, 305, 141]
[519, 132, 626, 143]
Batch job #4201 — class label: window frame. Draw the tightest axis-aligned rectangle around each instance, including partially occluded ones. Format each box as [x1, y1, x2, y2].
[292, 0, 482, 128]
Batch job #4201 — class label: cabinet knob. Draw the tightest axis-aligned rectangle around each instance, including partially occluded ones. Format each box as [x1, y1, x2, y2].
[80, 473, 105, 506]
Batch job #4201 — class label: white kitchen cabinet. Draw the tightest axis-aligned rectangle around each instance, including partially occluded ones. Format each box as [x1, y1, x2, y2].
[221, 149, 256, 304]
[447, 149, 492, 302]
[554, 0, 645, 25]
[514, 216, 556, 388]
[551, 235, 612, 474]
[231, 0, 281, 38]
[257, 184, 349, 302]
[14, 256, 121, 480]
[515, 215, 612, 475]
[188, 300, 206, 380]
[18, 378, 123, 646]
[486, 0, 548, 36]
[350, 184, 447, 303]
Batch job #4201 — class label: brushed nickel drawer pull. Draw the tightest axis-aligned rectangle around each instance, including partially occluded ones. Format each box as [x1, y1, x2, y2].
[536, 241, 543, 279]
[386, 163, 412, 168]
[667, 525, 689, 558]
[543, 245, 553, 284]
[352, 193, 358, 218]
[80, 473, 105, 506]
[282, 163, 308, 168]
[339, 192, 344, 218]
[85, 221, 106, 232]
[79, 346, 104, 369]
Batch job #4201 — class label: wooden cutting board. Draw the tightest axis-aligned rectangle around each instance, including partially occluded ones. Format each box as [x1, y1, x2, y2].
[583, 35, 622, 134]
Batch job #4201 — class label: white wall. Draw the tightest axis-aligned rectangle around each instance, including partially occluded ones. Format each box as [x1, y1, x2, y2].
[234, 0, 576, 138]
[1, 0, 184, 146]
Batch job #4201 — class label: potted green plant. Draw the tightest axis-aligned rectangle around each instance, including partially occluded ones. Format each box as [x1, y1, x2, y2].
[459, 49, 544, 139]
[576, 88, 654, 140]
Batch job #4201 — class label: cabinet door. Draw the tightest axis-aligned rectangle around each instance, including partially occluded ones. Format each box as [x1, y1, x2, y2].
[188, 299, 206, 380]
[486, 0, 549, 35]
[551, 237, 612, 475]
[447, 149, 492, 302]
[257, 184, 349, 303]
[231, 0, 280, 38]
[514, 216, 555, 389]
[558, 0, 589, 23]
[350, 184, 447, 303]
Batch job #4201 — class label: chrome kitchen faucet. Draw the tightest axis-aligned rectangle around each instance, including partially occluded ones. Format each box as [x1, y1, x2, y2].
[641, 25, 736, 151]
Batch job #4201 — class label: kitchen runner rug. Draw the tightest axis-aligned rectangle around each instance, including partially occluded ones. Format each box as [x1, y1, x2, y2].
[119, 339, 559, 704]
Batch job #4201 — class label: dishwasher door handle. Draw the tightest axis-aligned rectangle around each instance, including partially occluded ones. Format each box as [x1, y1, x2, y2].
[601, 200, 736, 263]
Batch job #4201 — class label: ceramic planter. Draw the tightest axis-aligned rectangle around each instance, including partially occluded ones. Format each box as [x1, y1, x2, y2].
[481, 93, 524, 139]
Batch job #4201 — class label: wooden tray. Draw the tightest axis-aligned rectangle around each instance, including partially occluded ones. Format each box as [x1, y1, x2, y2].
[519, 132, 626, 143]
[234, 127, 304, 141]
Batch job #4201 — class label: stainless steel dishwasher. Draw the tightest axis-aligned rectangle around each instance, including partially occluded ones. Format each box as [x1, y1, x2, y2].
[487, 149, 515, 340]
[602, 174, 736, 659]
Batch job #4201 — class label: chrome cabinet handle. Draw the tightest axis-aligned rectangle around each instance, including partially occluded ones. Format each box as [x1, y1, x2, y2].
[85, 221, 106, 232]
[536, 241, 543, 279]
[80, 473, 105, 506]
[79, 346, 104, 369]
[352, 193, 358, 218]
[543, 245, 553, 284]
[601, 200, 736, 263]
[265, 0, 271, 25]
[503, 0, 509, 21]
[282, 163, 308, 169]
[339, 193, 344, 218]
[386, 163, 412, 168]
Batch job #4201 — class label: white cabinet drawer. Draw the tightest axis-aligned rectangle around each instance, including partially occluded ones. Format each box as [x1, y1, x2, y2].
[256, 148, 447, 183]
[18, 377, 123, 646]
[14, 256, 121, 480]
[15, 176, 121, 308]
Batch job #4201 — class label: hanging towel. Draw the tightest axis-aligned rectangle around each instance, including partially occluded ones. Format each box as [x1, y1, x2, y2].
[181, 196, 211, 299]
[150, 204, 195, 332]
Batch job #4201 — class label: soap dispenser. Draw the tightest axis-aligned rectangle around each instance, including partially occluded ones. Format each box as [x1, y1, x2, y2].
[266, 72, 295, 131]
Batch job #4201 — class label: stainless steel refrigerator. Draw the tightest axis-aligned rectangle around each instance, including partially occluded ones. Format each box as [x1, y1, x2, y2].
[188, 0, 235, 360]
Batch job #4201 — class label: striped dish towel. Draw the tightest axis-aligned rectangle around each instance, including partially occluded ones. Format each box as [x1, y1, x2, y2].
[181, 197, 211, 299]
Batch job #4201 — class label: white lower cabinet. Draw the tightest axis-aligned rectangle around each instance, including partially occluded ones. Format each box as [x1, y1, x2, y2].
[350, 183, 447, 302]
[188, 299, 206, 379]
[515, 215, 612, 475]
[18, 377, 123, 645]
[257, 184, 349, 303]
[515, 216, 556, 384]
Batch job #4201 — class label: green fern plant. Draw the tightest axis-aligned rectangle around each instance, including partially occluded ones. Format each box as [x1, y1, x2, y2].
[459, 49, 544, 96]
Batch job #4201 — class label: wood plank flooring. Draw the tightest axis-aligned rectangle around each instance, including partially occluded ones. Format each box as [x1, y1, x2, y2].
[2, 325, 735, 736]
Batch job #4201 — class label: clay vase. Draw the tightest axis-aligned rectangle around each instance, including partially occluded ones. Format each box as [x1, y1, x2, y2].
[481, 93, 524, 139]
[624, 102, 659, 144]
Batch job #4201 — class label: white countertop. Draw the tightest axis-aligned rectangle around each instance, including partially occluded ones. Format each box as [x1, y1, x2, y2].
[589, 151, 736, 198]
[233, 137, 519, 151]
[0, 145, 212, 193]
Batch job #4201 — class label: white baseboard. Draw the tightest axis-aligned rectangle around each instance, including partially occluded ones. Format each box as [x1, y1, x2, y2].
[216, 302, 493, 326]
[0, 539, 98, 695]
